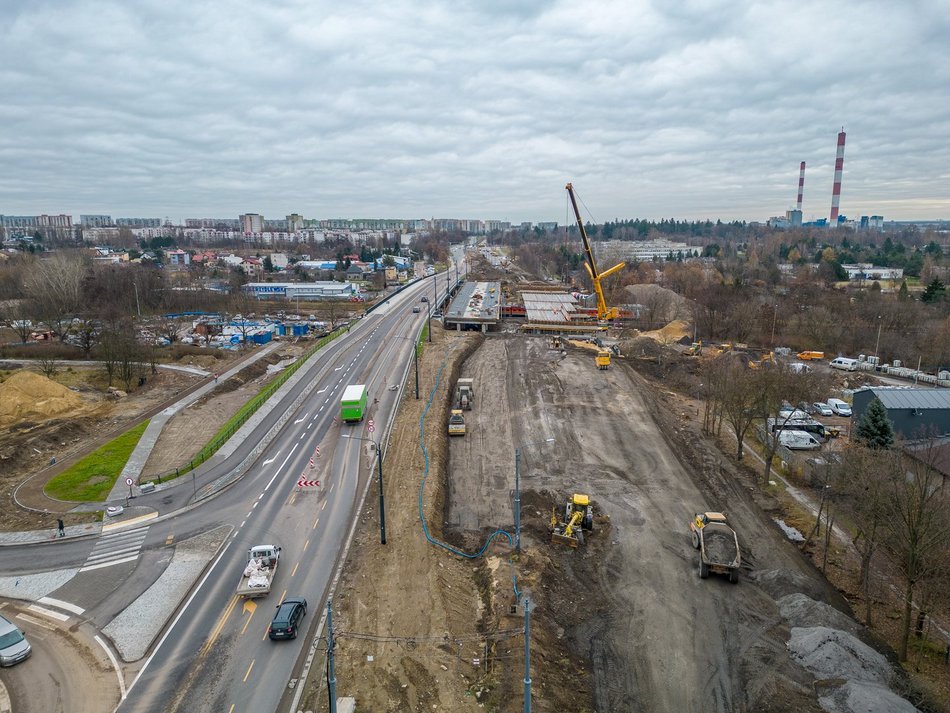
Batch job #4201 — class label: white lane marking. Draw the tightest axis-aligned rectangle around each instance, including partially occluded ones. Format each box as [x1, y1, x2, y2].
[257, 493, 264, 501]
[334, 365, 343, 371]
[125, 537, 235, 699]
[27, 604, 70, 622]
[240, 520, 246, 528]
[252, 501, 258, 509]
[16, 613, 56, 631]
[95, 634, 127, 699]
[38, 597, 84, 616]
[263, 455, 277, 465]
[79, 554, 140, 572]
[317, 388, 327, 394]
[246, 510, 253, 519]
[276, 443, 299, 473]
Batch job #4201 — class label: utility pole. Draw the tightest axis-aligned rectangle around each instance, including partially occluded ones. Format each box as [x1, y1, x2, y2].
[875, 315, 882, 357]
[523, 597, 532, 713]
[414, 340, 420, 400]
[429, 277, 435, 342]
[327, 597, 337, 713]
[376, 439, 387, 544]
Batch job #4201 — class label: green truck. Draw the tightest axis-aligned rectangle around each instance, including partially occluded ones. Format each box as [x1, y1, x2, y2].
[340, 384, 368, 423]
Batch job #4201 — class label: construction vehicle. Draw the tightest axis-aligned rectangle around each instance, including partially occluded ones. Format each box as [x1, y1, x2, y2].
[236, 544, 281, 598]
[596, 350, 611, 370]
[565, 183, 625, 321]
[550, 493, 594, 547]
[551, 336, 562, 349]
[447, 409, 466, 436]
[689, 513, 740, 583]
[456, 378, 475, 410]
[797, 350, 825, 361]
[687, 341, 703, 356]
[749, 352, 776, 369]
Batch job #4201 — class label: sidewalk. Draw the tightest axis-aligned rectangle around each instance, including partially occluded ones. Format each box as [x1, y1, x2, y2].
[105, 342, 282, 501]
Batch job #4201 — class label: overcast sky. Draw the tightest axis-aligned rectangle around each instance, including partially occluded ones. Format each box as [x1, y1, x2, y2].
[1, 0, 948, 224]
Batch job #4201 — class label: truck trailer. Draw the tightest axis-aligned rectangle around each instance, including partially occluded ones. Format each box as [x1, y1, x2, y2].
[237, 544, 281, 598]
[340, 384, 368, 423]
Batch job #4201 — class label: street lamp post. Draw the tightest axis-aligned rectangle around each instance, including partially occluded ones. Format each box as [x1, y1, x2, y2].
[523, 597, 532, 713]
[430, 277, 436, 342]
[514, 438, 555, 551]
[343, 434, 386, 544]
[875, 315, 882, 357]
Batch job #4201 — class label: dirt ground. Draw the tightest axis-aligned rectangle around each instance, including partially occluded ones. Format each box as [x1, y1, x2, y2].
[140, 345, 304, 478]
[0, 350, 251, 530]
[313, 325, 890, 712]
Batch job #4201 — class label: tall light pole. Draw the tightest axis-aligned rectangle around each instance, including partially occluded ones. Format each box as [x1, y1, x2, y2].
[523, 596, 532, 713]
[770, 304, 778, 348]
[429, 277, 436, 342]
[514, 438, 555, 551]
[875, 315, 882, 357]
[342, 434, 386, 544]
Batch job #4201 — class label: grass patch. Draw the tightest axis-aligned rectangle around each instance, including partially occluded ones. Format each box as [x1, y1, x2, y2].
[45, 420, 150, 501]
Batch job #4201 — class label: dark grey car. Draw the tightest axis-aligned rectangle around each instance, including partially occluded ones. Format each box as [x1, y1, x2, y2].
[0, 614, 31, 666]
[268, 597, 307, 640]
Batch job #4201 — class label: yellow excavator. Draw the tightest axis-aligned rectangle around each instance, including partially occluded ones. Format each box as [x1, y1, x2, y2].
[550, 493, 594, 547]
[566, 183, 625, 321]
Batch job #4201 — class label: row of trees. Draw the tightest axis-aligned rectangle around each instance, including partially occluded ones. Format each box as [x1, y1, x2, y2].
[699, 354, 949, 662]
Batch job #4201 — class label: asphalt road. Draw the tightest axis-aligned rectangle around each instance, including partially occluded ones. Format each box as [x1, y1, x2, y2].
[0, 263, 466, 713]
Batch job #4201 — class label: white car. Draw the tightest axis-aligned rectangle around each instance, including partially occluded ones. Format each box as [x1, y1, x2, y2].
[778, 406, 809, 421]
[826, 398, 852, 417]
[812, 402, 834, 417]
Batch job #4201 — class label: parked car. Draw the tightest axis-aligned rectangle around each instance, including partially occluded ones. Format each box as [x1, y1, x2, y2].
[827, 398, 852, 417]
[777, 430, 822, 451]
[829, 357, 859, 372]
[812, 402, 834, 417]
[0, 615, 31, 666]
[778, 406, 809, 421]
[268, 597, 308, 640]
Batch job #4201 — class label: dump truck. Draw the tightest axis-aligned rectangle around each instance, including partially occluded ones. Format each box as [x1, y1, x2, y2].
[796, 350, 825, 361]
[340, 384, 368, 423]
[456, 378, 475, 410]
[596, 350, 611, 370]
[689, 513, 740, 583]
[237, 544, 281, 598]
[448, 409, 466, 436]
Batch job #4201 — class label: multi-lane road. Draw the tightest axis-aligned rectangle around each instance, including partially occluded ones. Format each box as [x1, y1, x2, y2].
[0, 258, 465, 713]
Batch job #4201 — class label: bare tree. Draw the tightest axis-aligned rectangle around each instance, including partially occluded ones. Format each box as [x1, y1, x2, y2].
[883, 439, 950, 661]
[713, 355, 763, 460]
[839, 444, 892, 626]
[37, 356, 59, 379]
[1, 299, 35, 343]
[23, 252, 88, 340]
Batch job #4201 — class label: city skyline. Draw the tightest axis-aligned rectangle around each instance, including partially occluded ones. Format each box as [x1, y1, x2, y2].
[2, 0, 949, 223]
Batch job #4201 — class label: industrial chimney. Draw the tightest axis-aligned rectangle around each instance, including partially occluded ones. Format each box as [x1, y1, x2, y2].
[829, 129, 846, 226]
[797, 161, 806, 211]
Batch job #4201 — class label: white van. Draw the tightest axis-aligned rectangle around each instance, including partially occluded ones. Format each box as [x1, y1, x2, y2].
[826, 398, 852, 417]
[777, 430, 822, 450]
[830, 357, 858, 372]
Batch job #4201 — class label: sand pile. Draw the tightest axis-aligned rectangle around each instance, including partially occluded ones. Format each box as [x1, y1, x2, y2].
[640, 319, 691, 343]
[0, 371, 88, 428]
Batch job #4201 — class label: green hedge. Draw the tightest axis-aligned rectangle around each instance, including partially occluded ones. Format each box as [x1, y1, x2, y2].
[45, 420, 150, 501]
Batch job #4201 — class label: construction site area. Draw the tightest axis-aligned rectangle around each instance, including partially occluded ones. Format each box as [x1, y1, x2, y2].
[312, 244, 944, 712]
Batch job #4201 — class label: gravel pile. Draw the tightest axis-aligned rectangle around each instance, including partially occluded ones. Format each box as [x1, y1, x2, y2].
[817, 681, 920, 713]
[788, 626, 892, 684]
[778, 593, 861, 637]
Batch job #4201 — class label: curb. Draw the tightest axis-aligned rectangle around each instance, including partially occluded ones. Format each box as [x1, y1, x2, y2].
[0, 678, 10, 713]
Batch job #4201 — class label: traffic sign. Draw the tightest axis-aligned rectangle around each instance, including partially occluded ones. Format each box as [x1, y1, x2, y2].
[297, 478, 320, 488]
[125, 477, 134, 486]
[368, 425, 375, 433]
[368, 419, 374, 428]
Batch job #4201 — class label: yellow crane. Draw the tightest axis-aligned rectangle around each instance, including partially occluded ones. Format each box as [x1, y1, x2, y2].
[566, 183, 625, 321]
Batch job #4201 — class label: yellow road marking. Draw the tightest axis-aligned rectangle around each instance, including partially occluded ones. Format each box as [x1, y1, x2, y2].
[289, 492, 297, 505]
[165, 533, 174, 546]
[278, 590, 287, 604]
[201, 595, 239, 656]
[228, 705, 235, 713]
[321, 500, 327, 511]
[239, 600, 257, 636]
[242, 659, 255, 683]
[312, 517, 319, 530]
[291, 562, 299, 577]
[303, 539, 310, 551]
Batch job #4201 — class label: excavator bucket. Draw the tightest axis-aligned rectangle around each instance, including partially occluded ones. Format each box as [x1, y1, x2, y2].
[550, 530, 580, 548]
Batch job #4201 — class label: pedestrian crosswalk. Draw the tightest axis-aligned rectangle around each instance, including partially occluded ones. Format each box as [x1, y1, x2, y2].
[79, 525, 149, 572]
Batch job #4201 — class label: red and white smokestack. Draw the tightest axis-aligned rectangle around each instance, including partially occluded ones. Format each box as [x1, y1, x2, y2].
[829, 129, 846, 225]
[797, 161, 806, 211]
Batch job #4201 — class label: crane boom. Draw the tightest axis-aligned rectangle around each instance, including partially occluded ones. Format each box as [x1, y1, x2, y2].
[565, 183, 625, 321]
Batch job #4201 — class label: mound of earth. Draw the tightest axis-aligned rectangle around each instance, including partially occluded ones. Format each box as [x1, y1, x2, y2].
[818, 681, 920, 713]
[640, 318, 691, 343]
[787, 626, 892, 685]
[778, 593, 861, 638]
[0, 371, 91, 428]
